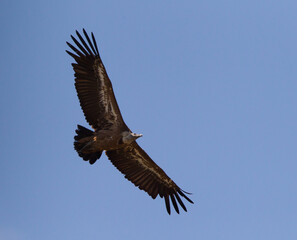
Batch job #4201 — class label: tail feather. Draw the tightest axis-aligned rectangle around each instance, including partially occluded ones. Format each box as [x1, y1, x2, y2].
[74, 125, 102, 164]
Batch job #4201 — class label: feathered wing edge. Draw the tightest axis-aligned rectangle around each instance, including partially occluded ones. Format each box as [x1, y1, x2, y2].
[106, 142, 193, 214]
[66, 29, 128, 131]
[66, 29, 103, 129]
[66, 29, 99, 60]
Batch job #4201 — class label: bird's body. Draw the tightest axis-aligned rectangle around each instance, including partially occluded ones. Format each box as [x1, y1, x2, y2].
[77, 129, 141, 152]
[66, 29, 193, 214]
[77, 130, 120, 152]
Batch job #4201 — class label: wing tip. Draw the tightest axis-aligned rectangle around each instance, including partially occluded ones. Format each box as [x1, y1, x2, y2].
[178, 189, 194, 204]
[164, 187, 194, 215]
[161, 187, 193, 215]
[170, 193, 180, 214]
[164, 195, 171, 215]
[91, 32, 99, 55]
[67, 29, 101, 58]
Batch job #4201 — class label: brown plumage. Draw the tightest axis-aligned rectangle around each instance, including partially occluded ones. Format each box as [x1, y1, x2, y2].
[66, 29, 193, 214]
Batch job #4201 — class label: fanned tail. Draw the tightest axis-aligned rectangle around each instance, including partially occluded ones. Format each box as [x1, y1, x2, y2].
[74, 125, 102, 164]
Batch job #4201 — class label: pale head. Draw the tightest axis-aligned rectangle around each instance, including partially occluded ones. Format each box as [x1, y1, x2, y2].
[122, 131, 143, 144]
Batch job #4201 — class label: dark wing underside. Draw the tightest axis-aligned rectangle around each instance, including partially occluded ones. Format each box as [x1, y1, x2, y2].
[66, 29, 128, 131]
[106, 142, 193, 214]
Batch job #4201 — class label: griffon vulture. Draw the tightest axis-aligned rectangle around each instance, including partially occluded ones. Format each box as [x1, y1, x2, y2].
[66, 29, 193, 214]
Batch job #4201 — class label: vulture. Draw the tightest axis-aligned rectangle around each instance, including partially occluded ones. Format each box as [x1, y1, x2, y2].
[66, 29, 193, 214]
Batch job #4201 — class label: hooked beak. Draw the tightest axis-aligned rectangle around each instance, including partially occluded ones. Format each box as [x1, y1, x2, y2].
[135, 134, 143, 139]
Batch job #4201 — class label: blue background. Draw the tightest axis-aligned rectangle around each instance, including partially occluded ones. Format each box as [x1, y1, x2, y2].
[1, 1, 297, 239]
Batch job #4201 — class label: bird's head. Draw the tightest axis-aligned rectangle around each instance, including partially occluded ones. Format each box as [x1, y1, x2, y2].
[122, 132, 143, 144]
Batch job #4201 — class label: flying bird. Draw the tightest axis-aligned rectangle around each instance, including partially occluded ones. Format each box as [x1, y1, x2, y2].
[66, 29, 193, 214]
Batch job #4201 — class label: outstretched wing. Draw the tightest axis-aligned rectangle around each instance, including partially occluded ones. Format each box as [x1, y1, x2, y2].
[66, 29, 129, 131]
[106, 142, 193, 214]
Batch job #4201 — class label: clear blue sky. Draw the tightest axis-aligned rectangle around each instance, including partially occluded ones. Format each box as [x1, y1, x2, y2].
[1, 0, 297, 239]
